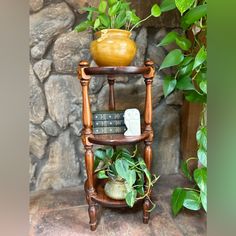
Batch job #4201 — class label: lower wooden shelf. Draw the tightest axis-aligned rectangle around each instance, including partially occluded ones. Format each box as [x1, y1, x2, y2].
[84, 178, 142, 208]
[88, 133, 149, 146]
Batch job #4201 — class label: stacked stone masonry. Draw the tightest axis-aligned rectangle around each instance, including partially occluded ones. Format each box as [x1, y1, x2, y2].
[29, 0, 182, 191]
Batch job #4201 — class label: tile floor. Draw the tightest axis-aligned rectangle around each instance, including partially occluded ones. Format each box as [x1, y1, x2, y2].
[29, 174, 206, 236]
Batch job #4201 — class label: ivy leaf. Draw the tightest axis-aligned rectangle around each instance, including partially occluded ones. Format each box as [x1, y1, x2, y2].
[160, 0, 176, 12]
[160, 49, 184, 70]
[185, 90, 206, 103]
[106, 147, 114, 159]
[179, 61, 194, 76]
[196, 127, 207, 150]
[94, 148, 106, 160]
[175, 0, 195, 15]
[183, 190, 201, 210]
[157, 31, 178, 47]
[199, 80, 207, 94]
[126, 169, 136, 187]
[181, 4, 207, 29]
[114, 10, 127, 28]
[115, 159, 129, 180]
[194, 167, 207, 193]
[193, 46, 207, 70]
[181, 160, 192, 181]
[98, 0, 107, 13]
[94, 18, 101, 30]
[151, 4, 161, 17]
[197, 148, 207, 167]
[200, 190, 207, 212]
[126, 190, 137, 207]
[171, 188, 186, 216]
[163, 76, 177, 97]
[74, 20, 93, 32]
[175, 35, 192, 51]
[97, 170, 108, 179]
[176, 76, 195, 90]
[180, 56, 194, 66]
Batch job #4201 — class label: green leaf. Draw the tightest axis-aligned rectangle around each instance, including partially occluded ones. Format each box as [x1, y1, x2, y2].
[114, 10, 127, 28]
[157, 31, 178, 47]
[181, 4, 207, 29]
[197, 148, 207, 167]
[196, 127, 207, 150]
[194, 167, 207, 193]
[94, 18, 101, 30]
[171, 188, 186, 216]
[193, 46, 207, 70]
[199, 80, 207, 94]
[176, 76, 194, 90]
[126, 169, 136, 187]
[175, 35, 192, 51]
[160, 49, 184, 70]
[127, 10, 141, 25]
[115, 159, 129, 180]
[136, 176, 145, 196]
[97, 170, 108, 179]
[180, 56, 194, 66]
[99, 14, 111, 28]
[106, 147, 114, 159]
[151, 4, 161, 17]
[74, 20, 93, 32]
[108, 1, 121, 16]
[98, 0, 107, 13]
[179, 62, 194, 77]
[125, 190, 137, 207]
[200, 190, 207, 212]
[175, 0, 195, 15]
[163, 76, 177, 97]
[183, 190, 201, 211]
[108, 0, 117, 6]
[185, 90, 206, 103]
[160, 0, 176, 12]
[181, 160, 192, 181]
[94, 148, 106, 160]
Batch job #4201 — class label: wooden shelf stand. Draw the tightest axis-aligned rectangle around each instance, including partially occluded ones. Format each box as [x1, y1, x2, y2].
[77, 60, 155, 231]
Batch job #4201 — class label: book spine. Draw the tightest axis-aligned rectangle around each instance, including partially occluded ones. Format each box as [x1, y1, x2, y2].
[93, 120, 125, 127]
[93, 112, 124, 121]
[93, 126, 127, 134]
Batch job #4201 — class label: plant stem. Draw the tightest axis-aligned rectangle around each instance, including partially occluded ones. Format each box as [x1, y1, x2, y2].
[130, 14, 152, 31]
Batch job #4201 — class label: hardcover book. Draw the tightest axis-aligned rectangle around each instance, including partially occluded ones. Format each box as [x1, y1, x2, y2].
[93, 119, 125, 127]
[93, 110, 124, 121]
[93, 126, 127, 135]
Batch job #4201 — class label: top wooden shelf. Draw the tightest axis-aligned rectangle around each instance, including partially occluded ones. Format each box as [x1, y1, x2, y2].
[84, 66, 150, 76]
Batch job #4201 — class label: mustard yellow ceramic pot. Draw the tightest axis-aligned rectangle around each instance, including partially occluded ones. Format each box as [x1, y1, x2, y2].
[90, 29, 137, 66]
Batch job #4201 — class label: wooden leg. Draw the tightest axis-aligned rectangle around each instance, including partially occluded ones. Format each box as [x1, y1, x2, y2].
[143, 142, 152, 224]
[84, 146, 98, 231]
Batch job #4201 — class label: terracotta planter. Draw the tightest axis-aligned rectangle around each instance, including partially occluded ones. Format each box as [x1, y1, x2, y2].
[104, 178, 128, 200]
[90, 29, 137, 66]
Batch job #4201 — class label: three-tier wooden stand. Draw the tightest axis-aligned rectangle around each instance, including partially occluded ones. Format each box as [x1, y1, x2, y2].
[78, 60, 155, 231]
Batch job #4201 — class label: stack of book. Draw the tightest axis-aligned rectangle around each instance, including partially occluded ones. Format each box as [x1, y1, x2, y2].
[92, 110, 127, 135]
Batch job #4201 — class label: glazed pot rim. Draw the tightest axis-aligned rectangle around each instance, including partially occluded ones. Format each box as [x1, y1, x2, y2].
[94, 28, 132, 39]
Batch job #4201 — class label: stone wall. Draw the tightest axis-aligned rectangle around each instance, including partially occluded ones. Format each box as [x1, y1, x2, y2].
[29, 0, 183, 191]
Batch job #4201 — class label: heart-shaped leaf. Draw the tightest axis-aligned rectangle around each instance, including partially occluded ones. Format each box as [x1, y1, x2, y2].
[176, 76, 195, 90]
[183, 190, 201, 210]
[196, 127, 207, 150]
[74, 20, 93, 32]
[199, 80, 207, 94]
[99, 14, 111, 28]
[157, 31, 178, 47]
[151, 4, 161, 17]
[194, 167, 207, 193]
[175, 35, 192, 51]
[160, 49, 184, 70]
[106, 147, 114, 158]
[193, 46, 207, 70]
[94, 18, 101, 30]
[115, 159, 129, 180]
[175, 0, 195, 15]
[160, 0, 176, 12]
[171, 188, 186, 216]
[163, 76, 177, 97]
[108, 0, 117, 6]
[97, 170, 108, 179]
[98, 0, 107, 13]
[197, 148, 207, 167]
[181, 160, 192, 181]
[126, 190, 137, 207]
[200, 190, 207, 212]
[94, 148, 106, 160]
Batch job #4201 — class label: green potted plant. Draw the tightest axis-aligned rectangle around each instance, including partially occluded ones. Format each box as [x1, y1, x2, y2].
[157, 0, 207, 215]
[94, 146, 159, 208]
[75, 0, 162, 66]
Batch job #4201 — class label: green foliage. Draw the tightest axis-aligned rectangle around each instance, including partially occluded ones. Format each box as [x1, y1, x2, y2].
[94, 146, 159, 208]
[74, 0, 162, 32]
[159, 0, 207, 215]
